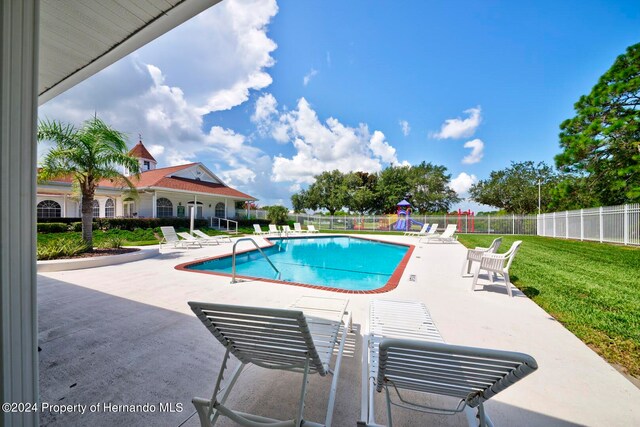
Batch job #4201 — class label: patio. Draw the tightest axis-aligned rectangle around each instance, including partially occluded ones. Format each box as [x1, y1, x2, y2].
[37, 235, 640, 426]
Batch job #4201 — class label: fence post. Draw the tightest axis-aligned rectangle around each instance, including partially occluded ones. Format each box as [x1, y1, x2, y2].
[624, 204, 629, 245]
[553, 213, 556, 237]
[599, 207, 603, 243]
[580, 209, 584, 241]
[331, 216, 333, 230]
[565, 211, 569, 239]
[488, 215, 491, 234]
[542, 214, 545, 237]
[512, 214, 515, 235]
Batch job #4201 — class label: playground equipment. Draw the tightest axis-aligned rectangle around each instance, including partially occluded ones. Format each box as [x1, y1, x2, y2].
[394, 200, 424, 231]
[457, 208, 475, 232]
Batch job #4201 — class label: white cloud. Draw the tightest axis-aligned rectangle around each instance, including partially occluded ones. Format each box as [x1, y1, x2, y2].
[271, 98, 400, 184]
[147, 144, 165, 157]
[449, 172, 478, 196]
[399, 119, 410, 136]
[432, 106, 482, 139]
[369, 130, 398, 164]
[251, 93, 278, 136]
[462, 138, 484, 164]
[303, 69, 319, 86]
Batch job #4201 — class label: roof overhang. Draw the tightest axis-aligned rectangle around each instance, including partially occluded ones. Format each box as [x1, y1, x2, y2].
[38, 0, 222, 105]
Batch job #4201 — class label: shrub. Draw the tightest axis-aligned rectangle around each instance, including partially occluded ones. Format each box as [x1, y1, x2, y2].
[94, 218, 208, 231]
[97, 235, 124, 249]
[37, 222, 69, 233]
[70, 222, 82, 232]
[267, 205, 289, 225]
[37, 236, 89, 260]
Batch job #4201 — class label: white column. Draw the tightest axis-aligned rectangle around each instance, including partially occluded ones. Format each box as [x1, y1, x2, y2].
[224, 198, 228, 218]
[599, 206, 604, 243]
[63, 194, 67, 217]
[565, 211, 569, 239]
[580, 209, 584, 241]
[1, 1, 39, 425]
[152, 191, 157, 218]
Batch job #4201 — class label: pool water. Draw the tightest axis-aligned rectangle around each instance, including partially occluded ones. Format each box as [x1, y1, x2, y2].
[186, 236, 409, 291]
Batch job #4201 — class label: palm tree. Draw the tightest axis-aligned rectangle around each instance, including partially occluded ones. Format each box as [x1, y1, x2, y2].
[38, 116, 141, 248]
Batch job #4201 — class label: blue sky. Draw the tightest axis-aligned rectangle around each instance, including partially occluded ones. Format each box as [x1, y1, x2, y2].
[39, 0, 640, 211]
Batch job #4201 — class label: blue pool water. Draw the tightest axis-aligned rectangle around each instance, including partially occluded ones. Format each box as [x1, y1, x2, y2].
[186, 236, 409, 291]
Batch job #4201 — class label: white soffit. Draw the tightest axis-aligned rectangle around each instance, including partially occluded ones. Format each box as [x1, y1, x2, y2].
[38, 0, 222, 105]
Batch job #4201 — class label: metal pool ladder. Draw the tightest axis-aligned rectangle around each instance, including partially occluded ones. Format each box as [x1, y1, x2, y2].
[231, 238, 281, 283]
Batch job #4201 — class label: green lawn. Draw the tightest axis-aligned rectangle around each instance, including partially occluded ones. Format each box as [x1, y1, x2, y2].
[457, 234, 640, 378]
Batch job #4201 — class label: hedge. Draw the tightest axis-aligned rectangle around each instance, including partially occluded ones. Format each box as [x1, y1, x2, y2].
[37, 222, 69, 233]
[92, 218, 209, 231]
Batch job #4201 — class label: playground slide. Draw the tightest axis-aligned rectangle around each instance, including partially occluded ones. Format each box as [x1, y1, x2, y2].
[394, 219, 406, 231]
[409, 218, 424, 227]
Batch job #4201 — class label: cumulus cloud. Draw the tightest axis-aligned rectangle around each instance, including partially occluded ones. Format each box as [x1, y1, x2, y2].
[449, 172, 478, 196]
[271, 98, 400, 184]
[399, 119, 410, 136]
[432, 106, 482, 139]
[303, 69, 319, 86]
[251, 92, 278, 136]
[462, 138, 484, 164]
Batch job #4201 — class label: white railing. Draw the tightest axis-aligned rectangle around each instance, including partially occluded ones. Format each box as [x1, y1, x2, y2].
[210, 217, 239, 234]
[287, 214, 538, 235]
[537, 204, 640, 246]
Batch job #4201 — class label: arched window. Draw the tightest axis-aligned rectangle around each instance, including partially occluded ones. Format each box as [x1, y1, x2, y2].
[92, 200, 100, 217]
[37, 200, 61, 218]
[156, 197, 173, 218]
[215, 202, 226, 218]
[105, 199, 115, 218]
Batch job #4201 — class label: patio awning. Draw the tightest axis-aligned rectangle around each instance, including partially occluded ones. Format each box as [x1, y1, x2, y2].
[38, 0, 222, 105]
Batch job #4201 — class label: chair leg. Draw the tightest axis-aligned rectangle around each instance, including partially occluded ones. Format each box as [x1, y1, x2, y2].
[504, 272, 513, 297]
[471, 267, 481, 291]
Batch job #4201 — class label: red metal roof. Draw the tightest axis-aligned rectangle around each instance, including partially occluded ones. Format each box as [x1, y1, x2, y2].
[128, 141, 157, 162]
[39, 163, 256, 200]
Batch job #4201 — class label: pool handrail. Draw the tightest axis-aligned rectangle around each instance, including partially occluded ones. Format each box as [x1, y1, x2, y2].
[231, 238, 281, 283]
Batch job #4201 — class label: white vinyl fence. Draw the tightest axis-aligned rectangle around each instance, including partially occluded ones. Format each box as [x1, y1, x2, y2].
[537, 204, 640, 246]
[285, 214, 538, 235]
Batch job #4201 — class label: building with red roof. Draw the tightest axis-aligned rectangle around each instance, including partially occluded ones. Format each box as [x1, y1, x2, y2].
[36, 140, 257, 220]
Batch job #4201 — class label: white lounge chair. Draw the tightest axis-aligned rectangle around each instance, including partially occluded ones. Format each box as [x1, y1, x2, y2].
[361, 299, 538, 427]
[159, 226, 201, 251]
[281, 225, 292, 236]
[404, 223, 428, 237]
[253, 224, 268, 236]
[306, 224, 319, 233]
[268, 224, 281, 236]
[472, 240, 522, 297]
[189, 296, 352, 427]
[461, 237, 502, 276]
[193, 229, 232, 245]
[176, 232, 203, 248]
[419, 223, 457, 243]
[293, 222, 307, 233]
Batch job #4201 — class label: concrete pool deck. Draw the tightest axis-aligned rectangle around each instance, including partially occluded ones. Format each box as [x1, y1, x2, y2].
[38, 234, 640, 426]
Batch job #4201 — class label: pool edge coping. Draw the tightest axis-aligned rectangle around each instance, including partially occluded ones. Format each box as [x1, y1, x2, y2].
[174, 234, 415, 294]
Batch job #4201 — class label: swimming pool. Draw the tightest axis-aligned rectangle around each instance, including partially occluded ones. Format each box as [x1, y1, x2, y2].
[179, 236, 413, 292]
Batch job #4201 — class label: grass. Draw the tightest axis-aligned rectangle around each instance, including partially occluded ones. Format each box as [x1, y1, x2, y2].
[457, 234, 640, 378]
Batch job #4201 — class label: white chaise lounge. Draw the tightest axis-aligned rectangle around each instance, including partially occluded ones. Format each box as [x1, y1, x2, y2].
[404, 223, 428, 237]
[189, 296, 352, 427]
[360, 299, 538, 427]
[253, 224, 268, 235]
[159, 226, 202, 251]
[419, 223, 457, 243]
[193, 229, 231, 245]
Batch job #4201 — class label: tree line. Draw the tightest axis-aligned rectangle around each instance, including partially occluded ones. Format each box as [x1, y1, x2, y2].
[291, 162, 460, 215]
